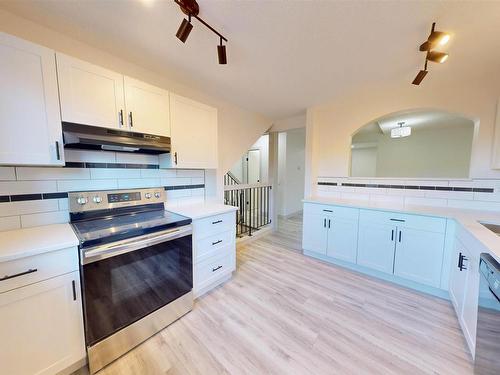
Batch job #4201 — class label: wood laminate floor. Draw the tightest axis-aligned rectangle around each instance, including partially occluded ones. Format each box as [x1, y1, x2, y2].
[75, 214, 473, 375]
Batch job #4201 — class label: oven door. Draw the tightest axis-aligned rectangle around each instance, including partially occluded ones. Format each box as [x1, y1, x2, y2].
[80, 226, 192, 347]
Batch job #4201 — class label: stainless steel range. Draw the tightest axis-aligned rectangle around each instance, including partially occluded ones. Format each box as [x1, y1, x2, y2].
[69, 188, 193, 374]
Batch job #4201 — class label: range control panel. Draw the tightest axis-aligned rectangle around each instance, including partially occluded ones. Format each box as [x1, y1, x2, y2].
[69, 188, 166, 213]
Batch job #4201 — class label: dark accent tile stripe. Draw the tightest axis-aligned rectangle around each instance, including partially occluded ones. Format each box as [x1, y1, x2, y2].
[10, 194, 43, 202]
[318, 181, 495, 193]
[0, 196, 10, 203]
[64, 162, 159, 169]
[164, 184, 205, 191]
[43, 192, 69, 199]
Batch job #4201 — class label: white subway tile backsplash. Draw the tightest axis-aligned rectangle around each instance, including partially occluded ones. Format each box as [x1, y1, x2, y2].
[16, 167, 91, 181]
[115, 153, 159, 165]
[90, 168, 141, 179]
[404, 197, 448, 207]
[0, 167, 16, 181]
[64, 149, 116, 163]
[425, 190, 474, 200]
[57, 179, 118, 192]
[21, 210, 69, 228]
[447, 199, 500, 211]
[117, 178, 162, 189]
[0, 200, 59, 217]
[58, 198, 69, 211]
[0, 216, 21, 231]
[0, 180, 57, 195]
[161, 177, 192, 186]
[167, 189, 191, 199]
[176, 169, 204, 178]
[191, 177, 205, 185]
[191, 188, 205, 197]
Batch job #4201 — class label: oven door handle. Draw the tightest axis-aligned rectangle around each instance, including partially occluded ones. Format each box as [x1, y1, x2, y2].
[83, 226, 192, 264]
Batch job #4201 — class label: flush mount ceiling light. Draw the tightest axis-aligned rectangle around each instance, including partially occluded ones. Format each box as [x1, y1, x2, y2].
[412, 22, 450, 85]
[174, 0, 228, 65]
[391, 122, 412, 138]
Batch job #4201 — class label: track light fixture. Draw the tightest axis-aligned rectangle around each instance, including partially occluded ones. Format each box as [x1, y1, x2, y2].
[174, 0, 228, 65]
[412, 22, 450, 85]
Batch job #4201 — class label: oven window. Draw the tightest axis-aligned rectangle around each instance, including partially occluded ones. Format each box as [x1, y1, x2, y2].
[82, 234, 192, 346]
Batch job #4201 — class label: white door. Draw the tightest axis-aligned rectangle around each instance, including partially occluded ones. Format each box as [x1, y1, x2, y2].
[124, 76, 170, 136]
[56, 53, 125, 129]
[327, 217, 359, 263]
[357, 222, 396, 274]
[0, 33, 64, 166]
[0, 271, 85, 375]
[247, 150, 261, 184]
[449, 241, 469, 316]
[393, 228, 445, 287]
[169, 93, 218, 169]
[302, 214, 328, 255]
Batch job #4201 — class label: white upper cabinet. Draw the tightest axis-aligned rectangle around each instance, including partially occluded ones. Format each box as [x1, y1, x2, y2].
[124, 76, 170, 136]
[56, 53, 125, 130]
[169, 93, 218, 169]
[0, 33, 64, 166]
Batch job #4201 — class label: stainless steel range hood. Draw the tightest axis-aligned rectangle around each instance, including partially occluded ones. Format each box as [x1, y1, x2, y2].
[62, 123, 170, 154]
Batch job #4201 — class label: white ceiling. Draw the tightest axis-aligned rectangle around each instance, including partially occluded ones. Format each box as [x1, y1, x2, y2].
[1, 0, 499, 119]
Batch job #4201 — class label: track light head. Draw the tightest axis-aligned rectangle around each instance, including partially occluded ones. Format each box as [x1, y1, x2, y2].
[412, 70, 428, 85]
[427, 51, 449, 64]
[419, 23, 450, 51]
[217, 41, 227, 65]
[176, 17, 193, 43]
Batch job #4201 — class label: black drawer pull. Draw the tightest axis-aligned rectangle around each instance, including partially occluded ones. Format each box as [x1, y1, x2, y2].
[212, 265, 223, 272]
[458, 252, 468, 271]
[212, 240, 222, 246]
[212, 220, 223, 225]
[0, 268, 38, 281]
[390, 218, 405, 222]
[323, 209, 333, 213]
[391, 229, 394, 241]
[72, 280, 77, 301]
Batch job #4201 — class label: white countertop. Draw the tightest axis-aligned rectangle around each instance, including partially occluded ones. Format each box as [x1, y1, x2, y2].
[165, 202, 237, 220]
[0, 224, 79, 263]
[304, 196, 500, 262]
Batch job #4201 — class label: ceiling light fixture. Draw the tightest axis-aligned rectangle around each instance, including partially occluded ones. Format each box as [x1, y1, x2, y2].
[174, 0, 228, 65]
[391, 122, 412, 138]
[412, 22, 450, 85]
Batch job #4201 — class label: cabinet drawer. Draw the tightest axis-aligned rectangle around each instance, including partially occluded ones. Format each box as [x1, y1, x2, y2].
[303, 203, 359, 220]
[195, 230, 235, 263]
[0, 247, 78, 293]
[194, 246, 234, 286]
[193, 212, 235, 239]
[359, 209, 446, 233]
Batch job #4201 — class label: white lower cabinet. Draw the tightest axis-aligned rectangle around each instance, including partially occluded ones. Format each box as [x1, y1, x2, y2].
[303, 203, 447, 290]
[449, 230, 481, 358]
[192, 211, 236, 297]
[0, 271, 85, 375]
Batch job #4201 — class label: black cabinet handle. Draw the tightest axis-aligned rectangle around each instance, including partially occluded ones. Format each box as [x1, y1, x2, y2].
[212, 265, 223, 272]
[129, 112, 134, 128]
[458, 252, 468, 271]
[323, 209, 333, 213]
[323, 218, 326, 228]
[212, 220, 223, 225]
[212, 240, 222, 246]
[55, 141, 61, 160]
[174, 152, 178, 165]
[119, 109, 124, 127]
[398, 231, 402, 243]
[390, 218, 405, 222]
[72, 280, 77, 301]
[391, 230, 394, 241]
[0, 268, 37, 281]
[328, 219, 331, 229]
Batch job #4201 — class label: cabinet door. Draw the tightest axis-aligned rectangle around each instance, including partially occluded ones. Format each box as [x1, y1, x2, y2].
[169, 93, 218, 169]
[302, 214, 328, 255]
[393, 228, 445, 287]
[449, 241, 469, 315]
[357, 222, 396, 274]
[461, 249, 479, 356]
[124, 76, 170, 136]
[56, 53, 125, 129]
[0, 271, 85, 375]
[327, 217, 358, 262]
[0, 33, 63, 166]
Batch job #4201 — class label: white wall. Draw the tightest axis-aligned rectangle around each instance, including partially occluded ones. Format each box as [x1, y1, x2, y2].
[230, 134, 269, 184]
[306, 75, 500, 197]
[0, 8, 271, 202]
[277, 128, 306, 216]
[351, 147, 377, 177]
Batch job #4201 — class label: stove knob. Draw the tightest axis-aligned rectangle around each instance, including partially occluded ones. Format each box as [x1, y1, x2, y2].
[92, 196, 102, 204]
[77, 197, 88, 205]
[145, 193, 152, 199]
[154, 191, 161, 198]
